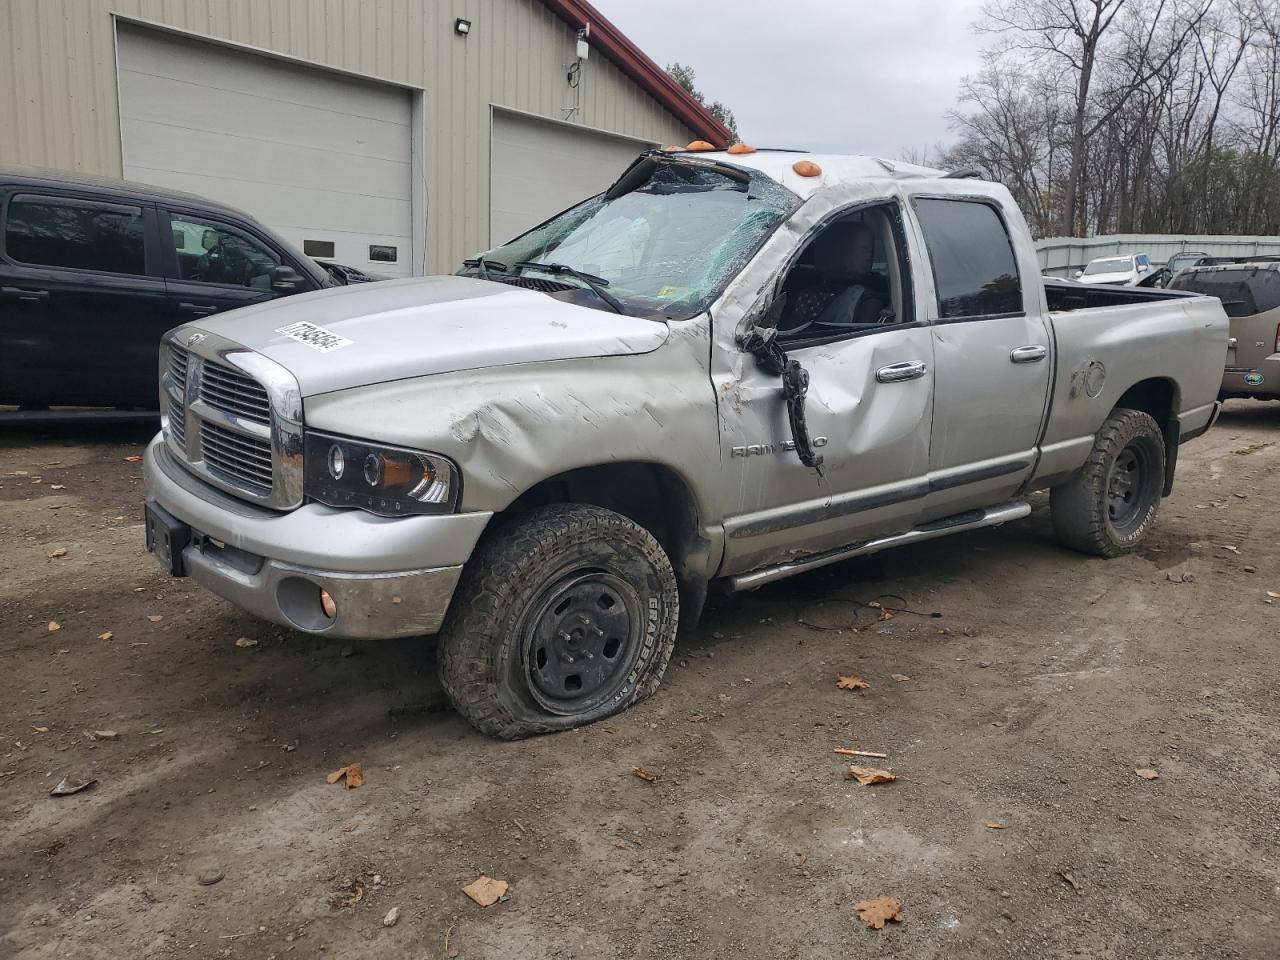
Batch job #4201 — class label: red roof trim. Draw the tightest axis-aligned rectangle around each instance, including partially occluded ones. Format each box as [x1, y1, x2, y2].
[538, 0, 734, 147]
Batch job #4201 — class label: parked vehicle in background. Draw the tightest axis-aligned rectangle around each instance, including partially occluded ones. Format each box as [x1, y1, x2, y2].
[316, 261, 391, 285]
[1075, 253, 1155, 285]
[1166, 251, 1213, 277]
[142, 148, 1227, 739]
[1169, 260, 1280, 400]
[0, 166, 333, 414]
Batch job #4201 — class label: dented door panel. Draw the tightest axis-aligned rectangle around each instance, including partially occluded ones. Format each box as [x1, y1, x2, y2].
[708, 180, 938, 577]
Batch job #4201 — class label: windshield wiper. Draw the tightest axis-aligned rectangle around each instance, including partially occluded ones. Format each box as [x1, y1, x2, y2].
[514, 261, 625, 314]
[462, 257, 508, 281]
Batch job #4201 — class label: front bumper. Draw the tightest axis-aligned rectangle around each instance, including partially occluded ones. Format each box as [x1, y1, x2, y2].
[143, 435, 492, 639]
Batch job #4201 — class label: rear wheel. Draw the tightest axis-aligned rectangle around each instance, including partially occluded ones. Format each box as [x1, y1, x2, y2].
[437, 504, 679, 739]
[1051, 408, 1166, 557]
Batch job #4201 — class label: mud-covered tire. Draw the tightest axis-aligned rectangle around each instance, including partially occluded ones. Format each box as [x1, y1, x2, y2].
[1051, 408, 1166, 557]
[437, 504, 679, 739]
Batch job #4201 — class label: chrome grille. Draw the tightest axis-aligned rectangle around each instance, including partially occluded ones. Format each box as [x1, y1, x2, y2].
[167, 344, 189, 385]
[199, 421, 273, 495]
[199, 362, 271, 425]
[168, 396, 186, 446]
[160, 330, 304, 510]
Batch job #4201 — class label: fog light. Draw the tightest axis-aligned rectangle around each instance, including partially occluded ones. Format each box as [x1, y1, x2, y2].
[327, 444, 345, 479]
[319, 589, 337, 619]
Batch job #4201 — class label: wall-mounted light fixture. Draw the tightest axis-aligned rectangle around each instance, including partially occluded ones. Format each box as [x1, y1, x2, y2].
[455, 18, 471, 35]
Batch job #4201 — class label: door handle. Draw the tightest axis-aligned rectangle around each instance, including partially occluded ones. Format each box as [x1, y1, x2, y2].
[1010, 345, 1047, 363]
[178, 302, 219, 317]
[876, 360, 928, 383]
[1, 285, 50, 303]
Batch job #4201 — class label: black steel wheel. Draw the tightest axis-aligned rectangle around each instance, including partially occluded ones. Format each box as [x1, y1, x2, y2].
[522, 571, 644, 714]
[437, 504, 679, 739]
[1052, 408, 1166, 557]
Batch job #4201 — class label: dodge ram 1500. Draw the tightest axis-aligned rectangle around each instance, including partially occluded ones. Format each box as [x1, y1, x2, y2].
[144, 149, 1228, 738]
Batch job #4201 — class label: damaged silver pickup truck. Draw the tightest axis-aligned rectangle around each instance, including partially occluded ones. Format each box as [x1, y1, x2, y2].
[143, 149, 1228, 738]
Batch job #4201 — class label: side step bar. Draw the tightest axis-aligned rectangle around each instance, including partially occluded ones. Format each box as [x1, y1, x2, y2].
[727, 500, 1032, 592]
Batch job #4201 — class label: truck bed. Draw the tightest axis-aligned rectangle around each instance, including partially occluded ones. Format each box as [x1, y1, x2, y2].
[1043, 277, 1196, 312]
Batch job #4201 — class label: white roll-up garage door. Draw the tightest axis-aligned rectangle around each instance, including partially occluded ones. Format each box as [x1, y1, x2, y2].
[117, 25, 414, 277]
[489, 109, 653, 247]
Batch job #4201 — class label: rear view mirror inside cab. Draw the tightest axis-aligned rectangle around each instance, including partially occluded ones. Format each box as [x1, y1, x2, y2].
[772, 203, 912, 345]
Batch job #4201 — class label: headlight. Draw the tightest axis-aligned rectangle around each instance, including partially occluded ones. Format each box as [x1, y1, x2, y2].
[304, 431, 459, 516]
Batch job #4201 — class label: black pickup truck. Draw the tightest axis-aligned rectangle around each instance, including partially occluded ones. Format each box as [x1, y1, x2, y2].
[0, 166, 352, 416]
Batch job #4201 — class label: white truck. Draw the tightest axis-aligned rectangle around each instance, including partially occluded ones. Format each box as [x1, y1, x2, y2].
[143, 149, 1228, 738]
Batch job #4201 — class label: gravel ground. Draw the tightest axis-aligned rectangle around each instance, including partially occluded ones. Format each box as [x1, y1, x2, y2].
[2, 401, 1278, 959]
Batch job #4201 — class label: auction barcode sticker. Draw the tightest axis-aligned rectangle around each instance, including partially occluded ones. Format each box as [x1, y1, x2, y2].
[275, 321, 352, 353]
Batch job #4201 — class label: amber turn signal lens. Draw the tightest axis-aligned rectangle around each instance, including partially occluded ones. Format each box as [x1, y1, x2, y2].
[727, 143, 756, 154]
[685, 140, 715, 151]
[792, 160, 822, 177]
[319, 589, 336, 619]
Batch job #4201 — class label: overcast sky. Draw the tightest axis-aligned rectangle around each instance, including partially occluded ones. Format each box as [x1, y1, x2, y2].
[592, 0, 988, 159]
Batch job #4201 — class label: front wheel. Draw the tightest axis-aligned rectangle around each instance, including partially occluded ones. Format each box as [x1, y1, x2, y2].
[437, 504, 679, 739]
[1051, 408, 1166, 557]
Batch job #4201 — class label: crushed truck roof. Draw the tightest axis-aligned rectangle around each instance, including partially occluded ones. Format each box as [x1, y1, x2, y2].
[665, 149, 949, 198]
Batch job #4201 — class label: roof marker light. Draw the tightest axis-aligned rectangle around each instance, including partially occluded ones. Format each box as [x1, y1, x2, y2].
[793, 160, 822, 177]
[727, 143, 756, 154]
[685, 140, 715, 151]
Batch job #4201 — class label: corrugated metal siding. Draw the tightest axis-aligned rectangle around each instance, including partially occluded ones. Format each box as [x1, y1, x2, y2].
[0, 0, 693, 273]
[1038, 234, 1280, 277]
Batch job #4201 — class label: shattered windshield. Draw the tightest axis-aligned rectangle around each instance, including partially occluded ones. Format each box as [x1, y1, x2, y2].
[465, 157, 799, 319]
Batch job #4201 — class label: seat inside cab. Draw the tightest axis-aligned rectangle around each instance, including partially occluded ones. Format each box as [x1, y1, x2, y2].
[775, 205, 907, 342]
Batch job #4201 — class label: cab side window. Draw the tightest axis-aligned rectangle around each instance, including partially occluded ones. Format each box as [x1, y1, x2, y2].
[913, 198, 1022, 321]
[774, 202, 911, 344]
[170, 215, 279, 289]
[4, 194, 146, 275]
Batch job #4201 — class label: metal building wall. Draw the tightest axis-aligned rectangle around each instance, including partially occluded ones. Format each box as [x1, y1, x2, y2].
[0, 0, 694, 274]
[1037, 234, 1280, 277]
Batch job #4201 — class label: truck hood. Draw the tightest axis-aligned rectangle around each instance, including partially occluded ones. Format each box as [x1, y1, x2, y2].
[1078, 272, 1137, 286]
[189, 275, 669, 396]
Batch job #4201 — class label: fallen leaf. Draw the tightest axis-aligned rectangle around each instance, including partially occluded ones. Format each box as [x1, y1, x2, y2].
[234, 637, 258, 648]
[50, 775, 97, 797]
[50, 484, 65, 490]
[855, 895, 904, 929]
[97, 631, 113, 641]
[1134, 767, 1160, 780]
[984, 821, 1008, 829]
[631, 766, 661, 783]
[147, 615, 163, 623]
[326, 763, 364, 788]
[1219, 545, 1240, 554]
[878, 607, 895, 622]
[837, 675, 870, 690]
[47, 621, 61, 633]
[463, 875, 508, 907]
[1267, 591, 1280, 599]
[148, 728, 164, 735]
[891, 673, 911, 682]
[123, 455, 142, 463]
[330, 879, 366, 909]
[88, 730, 118, 741]
[847, 764, 897, 785]
[47, 548, 67, 559]
[32, 726, 49, 733]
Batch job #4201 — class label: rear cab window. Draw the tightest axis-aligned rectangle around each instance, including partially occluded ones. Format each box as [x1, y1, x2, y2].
[3, 193, 147, 275]
[1169, 266, 1280, 318]
[911, 197, 1022, 320]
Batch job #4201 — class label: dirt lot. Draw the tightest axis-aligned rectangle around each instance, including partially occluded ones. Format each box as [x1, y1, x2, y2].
[2, 403, 1278, 960]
